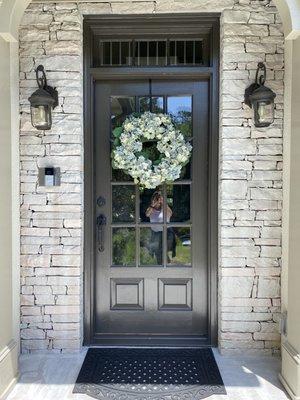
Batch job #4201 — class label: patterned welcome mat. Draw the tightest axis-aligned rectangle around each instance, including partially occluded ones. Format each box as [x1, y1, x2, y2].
[73, 348, 226, 400]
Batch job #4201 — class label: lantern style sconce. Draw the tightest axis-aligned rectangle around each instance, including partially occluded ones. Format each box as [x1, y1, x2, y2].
[28, 65, 58, 130]
[245, 62, 276, 127]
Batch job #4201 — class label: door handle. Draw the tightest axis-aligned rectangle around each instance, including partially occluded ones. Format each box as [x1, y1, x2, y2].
[96, 214, 106, 252]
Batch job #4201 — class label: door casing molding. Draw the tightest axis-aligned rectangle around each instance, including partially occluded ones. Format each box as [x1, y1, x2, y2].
[83, 14, 220, 346]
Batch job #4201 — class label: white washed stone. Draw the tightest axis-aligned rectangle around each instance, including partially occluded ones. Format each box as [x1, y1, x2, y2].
[260, 246, 281, 258]
[34, 55, 82, 72]
[221, 277, 253, 297]
[222, 227, 260, 238]
[222, 312, 272, 321]
[260, 227, 282, 239]
[44, 305, 80, 315]
[222, 10, 250, 23]
[19, 27, 49, 42]
[222, 321, 260, 333]
[56, 295, 80, 305]
[20, 12, 53, 26]
[56, 30, 82, 41]
[44, 41, 81, 55]
[223, 23, 269, 36]
[251, 188, 282, 200]
[35, 295, 55, 305]
[51, 314, 80, 323]
[223, 139, 256, 155]
[220, 340, 264, 349]
[249, 12, 274, 24]
[257, 277, 280, 298]
[21, 329, 45, 339]
[35, 267, 80, 277]
[111, 1, 155, 13]
[221, 180, 247, 199]
[78, 2, 112, 14]
[221, 246, 259, 258]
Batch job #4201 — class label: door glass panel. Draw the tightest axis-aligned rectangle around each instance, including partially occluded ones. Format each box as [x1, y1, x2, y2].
[167, 184, 190, 223]
[140, 188, 164, 223]
[167, 96, 192, 137]
[167, 227, 191, 266]
[111, 96, 135, 182]
[111, 96, 135, 129]
[139, 97, 164, 113]
[140, 227, 163, 266]
[110, 92, 193, 269]
[112, 185, 135, 223]
[167, 96, 192, 179]
[112, 228, 136, 266]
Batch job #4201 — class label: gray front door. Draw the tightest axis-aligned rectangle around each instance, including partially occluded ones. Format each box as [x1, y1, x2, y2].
[93, 80, 209, 346]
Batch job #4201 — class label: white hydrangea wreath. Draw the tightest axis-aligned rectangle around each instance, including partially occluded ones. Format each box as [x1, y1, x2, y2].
[111, 112, 192, 189]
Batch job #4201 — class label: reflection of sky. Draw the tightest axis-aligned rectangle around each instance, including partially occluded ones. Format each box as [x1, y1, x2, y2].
[167, 97, 192, 114]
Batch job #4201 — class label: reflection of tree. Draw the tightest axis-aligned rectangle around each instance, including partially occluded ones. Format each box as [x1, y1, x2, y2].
[112, 186, 135, 222]
[168, 110, 192, 179]
[140, 229, 158, 265]
[168, 185, 190, 222]
[111, 97, 135, 129]
[112, 228, 135, 266]
[169, 110, 192, 138]
[139, 97, 163, 113]
[167, 227, 191, 265]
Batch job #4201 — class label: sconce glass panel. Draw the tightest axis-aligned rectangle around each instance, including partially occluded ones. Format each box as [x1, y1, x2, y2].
[30, 104, 52, 130]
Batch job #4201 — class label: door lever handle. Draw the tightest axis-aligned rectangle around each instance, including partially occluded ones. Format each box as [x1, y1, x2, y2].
[96, 214, 106, 252]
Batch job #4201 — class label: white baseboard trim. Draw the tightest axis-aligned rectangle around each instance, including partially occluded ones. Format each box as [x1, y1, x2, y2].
[279, 373, 300, 400]
[0, 340, 17, 364]
[0, 375, 19, 400]
[280, 341, 300, 400]
[0, 340, 18, 400]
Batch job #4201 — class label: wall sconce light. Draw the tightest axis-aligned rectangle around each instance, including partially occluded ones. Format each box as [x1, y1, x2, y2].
[245, 62, 276, 128]
[28, 65, 58, 130]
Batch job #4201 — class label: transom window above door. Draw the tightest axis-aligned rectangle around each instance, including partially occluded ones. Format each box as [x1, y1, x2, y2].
[87, 14, 216, 68]
[97, 39, 205, 67]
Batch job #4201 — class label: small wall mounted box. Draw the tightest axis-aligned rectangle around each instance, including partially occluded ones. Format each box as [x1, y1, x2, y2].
[38, 167, 60, 186]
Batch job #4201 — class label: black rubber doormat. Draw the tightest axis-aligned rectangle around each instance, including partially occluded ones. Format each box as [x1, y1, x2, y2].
[73, 348, 226, 400]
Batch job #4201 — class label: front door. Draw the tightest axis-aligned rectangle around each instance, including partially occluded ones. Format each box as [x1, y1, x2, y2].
[92, 80, 209, 346]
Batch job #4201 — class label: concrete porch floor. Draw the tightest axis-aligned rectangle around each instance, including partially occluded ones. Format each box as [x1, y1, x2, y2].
[6, 348, 290, 400]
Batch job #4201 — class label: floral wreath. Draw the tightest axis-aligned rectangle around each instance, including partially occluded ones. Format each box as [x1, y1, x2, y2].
[111, 112, 192, 189]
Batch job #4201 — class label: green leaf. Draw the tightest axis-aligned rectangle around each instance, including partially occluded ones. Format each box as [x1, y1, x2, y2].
[112, 127, 123, 138]
[113, 138, 120, 147]
[131, 112, 141, 118]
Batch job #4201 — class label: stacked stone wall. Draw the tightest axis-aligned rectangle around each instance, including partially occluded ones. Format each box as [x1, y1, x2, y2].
[19, 0, 284, 353]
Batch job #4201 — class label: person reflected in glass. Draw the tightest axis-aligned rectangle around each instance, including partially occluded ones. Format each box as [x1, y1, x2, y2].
[146, 191, 176, 264]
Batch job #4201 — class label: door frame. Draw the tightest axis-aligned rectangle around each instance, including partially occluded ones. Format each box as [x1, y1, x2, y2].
[83, 14, 220, 346]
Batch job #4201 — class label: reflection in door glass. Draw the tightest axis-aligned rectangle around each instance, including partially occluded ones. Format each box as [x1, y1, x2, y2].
[167, 227, 191, 266]
[140, 227, 163, 266]
[167, 96, 192, 137]
[167, 185, 190, 223]
[167, 96, 192, 179]
[111, 96, 135, 182]
[140, 188, 164, 223]
[111, 96, 135, 129]
[112, 228, 136, 266]
[112, 185, 135, 223]
[139, 97, 164, 113]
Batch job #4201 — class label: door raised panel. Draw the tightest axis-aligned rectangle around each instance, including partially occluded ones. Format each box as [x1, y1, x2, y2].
[158, 278, 192, 311]
[110, 278, 144, 310]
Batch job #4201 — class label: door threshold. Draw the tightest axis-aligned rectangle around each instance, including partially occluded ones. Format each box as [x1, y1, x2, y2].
[87, 335, 210, 347]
